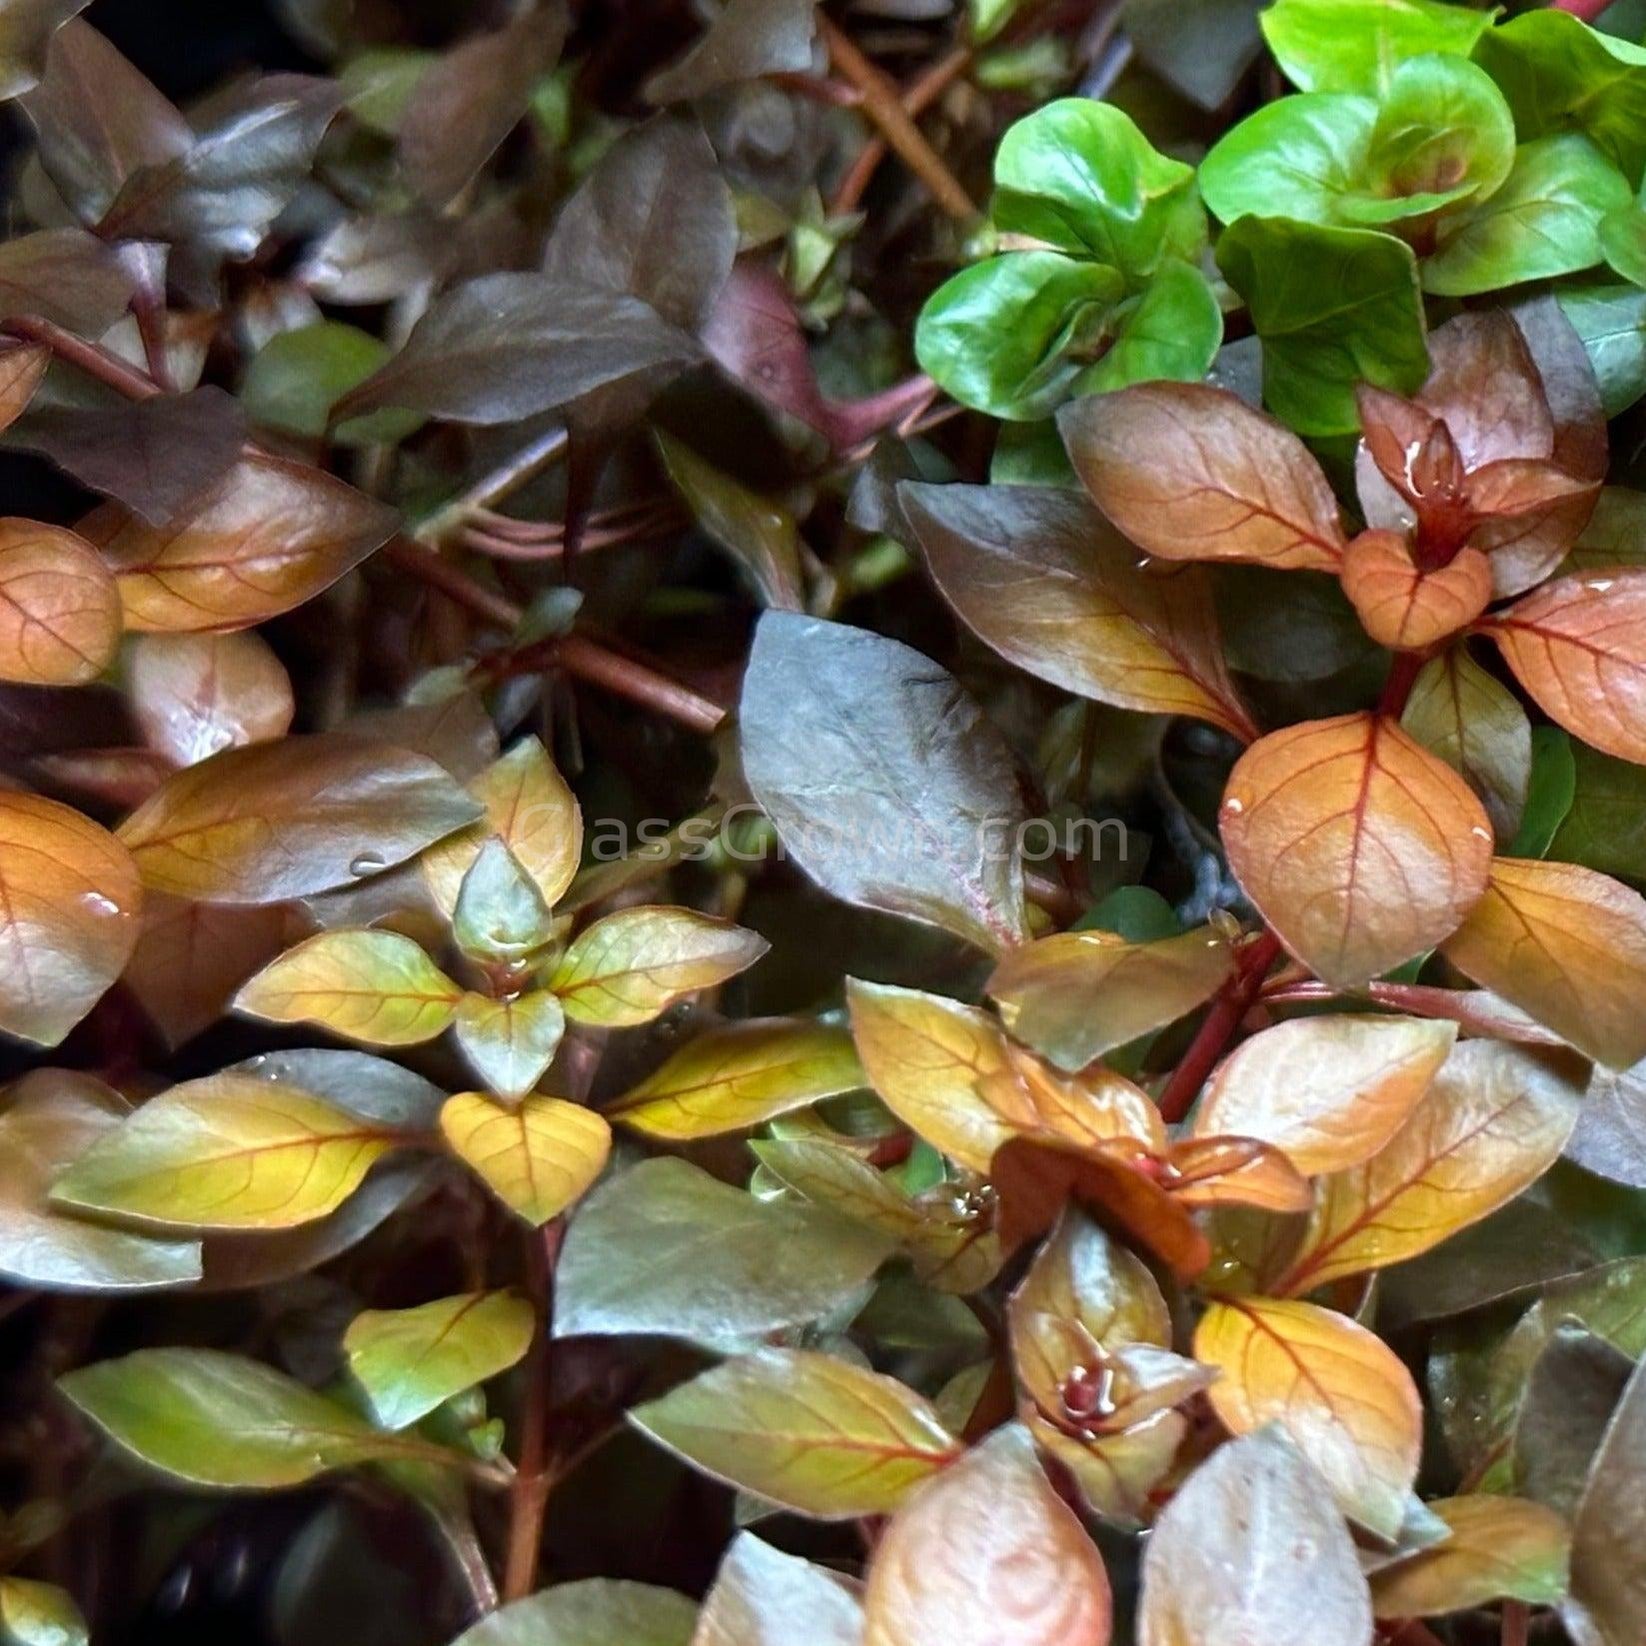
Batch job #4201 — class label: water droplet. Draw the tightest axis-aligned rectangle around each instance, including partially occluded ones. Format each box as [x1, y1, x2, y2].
[80, 892, 120, 918]
[1470, 825, 1491, 842]
[349, 852, 387, 878]
[1585, 578, 1615, 594]
[1223, 795, 1245, 816]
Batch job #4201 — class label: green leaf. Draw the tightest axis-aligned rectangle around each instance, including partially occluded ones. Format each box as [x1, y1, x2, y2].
[50, 1071, 396, 1232]
[452, 990, 566, 1102]
[548, 906, 767, 1027]
[606, 1019, 864, 1140]
[234, 929, 463, 1045]
[1477, 7, 1646, 179]
[1424, 134, 1632, 298]
[447, 1580, 695, 1646]
[1083, 260, 1223, 391]
[1216, 215, 1428, 436]
[554, 1158, 895, 1348]
[343, 1290, 534, 1430]
[1559, 283, 1646, 417]
[914, 252, 1125, 421]
[1261, 0, 1492, 93]
[452, 838, 557, 964]
[0, 1576, 87, 1646]
[630, 1347, 961, 1517]
[992, 98, 1205, 279]
[1601, 201, 1646, 288]
[58, 1348, 461, 1488]
[240, 320, 424, 447]
[1551, 740, 1646, 883]
[1201, 92, 1378, 228]
[1506, 727, 1577, 859]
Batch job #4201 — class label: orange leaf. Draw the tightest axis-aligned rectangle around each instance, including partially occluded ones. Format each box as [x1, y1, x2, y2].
[1165, 1136, 1312, 1214]
[904, 482, 1256, 741]
[0, 519, 121, 686]
[0, 341, 49, 432]
[1061, 381, 1345, 571]
[1340, 530, 1491, 650]
[1220, 713, 1492, 988]
[863, 1424, 1112, 1646]
[1441, 856, 1646, 1067]
[124, 632, 294, 767]
[1194, 1296, 1422, 1539]
[1484, 569, 1646, 765]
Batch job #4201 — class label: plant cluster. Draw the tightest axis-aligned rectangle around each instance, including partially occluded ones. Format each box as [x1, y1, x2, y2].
[2, 0, 1646, 1644]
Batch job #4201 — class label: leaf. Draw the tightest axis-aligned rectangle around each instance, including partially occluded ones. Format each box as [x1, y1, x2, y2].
[1425, 134, 1632, 298]
[1485, 569, 1646, 766]
[452, 991, 566, 1102]
[988, 926, 1233, 1073]
[58, 1348, 453, 1488]
[553, 1157, 894, 1348]
[741, 613, 1031, 953]
[1371, 1495, 1570, 1618]
[0, 1577, 87, 1646]
[98, 73, 342, 256]
[1275, 1039, 1584, 1293]
[549, 907, 766, 1026]
[397, 8, 566, 207]
[0, 227, 133, 332]
[0, 340, 48, 430]
[423, 736, 582, 918]
[693, 1535, 864, 1646]
[0, 0, 90, 98]
[452, 838, 556, 963]
[125, 630, 294, 767]
[1060, 381, 1345, 571]
[117, 731, 482, 901]
[1569, 1058, 1646, 1189]
[338, 272, 701, 427]
[1401, 645, 1532, 843]
[0, 790, 140, 1046]
[862, 1424, 1111, 1646]
[51, 1071, 397, 1233]
[1084, 261, 1224, 393]
[1441, 856, 1646, 1068]
[234, 929, 463, 1045]
[655, 430, 802, 610]
[1215, 216, 1429, 437]
[1138, 1428, 1372, 1646]
[1191, 1013, 1456, 1176]
[449, 1581, 695, 1646]
[631, 1347, 960, 1518]
[1260, 0, 1492, 93]
[1565, 1357, 1646, 1646]
[1220, 712, 1493, 988]
[239, 320, 421, 447]
[644, 0, 816, 102]
[1515, 1324, 1632, 1518]
[439, 1092, 610, 1227]
[343, 1290, 534, 1431]
[0, 520, 121, 686]
[0, 1070, 200, 1291]
[1560, 283, 1646, 418]
[87, 453, 399, 633]
[607, 1019, 864, 1140]
[1195, 1297, 1422, 1538]
[902, 481, 1255, 740]
[1340, 530, 1492, 650]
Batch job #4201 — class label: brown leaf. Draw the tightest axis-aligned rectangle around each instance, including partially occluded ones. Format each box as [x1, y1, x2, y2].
[1340, 529, 1491, 650]
[116, 732, 482, 901]
[86, 454, 399, 633]
[0, 226, 134, 333]
[1061, 380, 1346, 571]
[1220, 712, 1493, 988]
[0, 341, 49, 432]
[0, 0, 92, 99]
[0, 789, 140, 1046]
[1485, 570, 1646, 765]
[1442, 856, 1646, 1068]
[124, 631, 293, 767]
[863, 1424, 1111, 1646]
[0, 520, 121, 686]
[645, 0, 818, 104]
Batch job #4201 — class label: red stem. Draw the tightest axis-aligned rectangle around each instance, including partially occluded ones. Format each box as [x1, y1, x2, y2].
[1502, 1601, 1529, 1646]
[1377, 650, 1425, 718]
[1157, 929, 1283, 1123]
[502, 1219, 565, 1602]
[1553, 0, 1612, 18]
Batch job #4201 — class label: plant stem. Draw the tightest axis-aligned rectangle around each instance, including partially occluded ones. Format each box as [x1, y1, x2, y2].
[1502, 1601, 1530, 1646]
[502, 1219, 565, 1603]
[830, 45, 973, 216]
[1157, 929, 1283, 1123]
[1261, 977, 1564, 1047]
[817, 16, 978, 220]
[418, 425, 570, 546]
[0, 315, 163, 400]
[1377, 650, 1425, 718]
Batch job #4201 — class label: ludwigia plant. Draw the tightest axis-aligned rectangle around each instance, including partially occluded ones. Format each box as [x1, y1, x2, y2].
[1, 0, 1646, 1642]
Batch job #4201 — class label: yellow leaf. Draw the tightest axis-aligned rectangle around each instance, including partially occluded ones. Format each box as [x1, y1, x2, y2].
[451, 989, 565, 1101]
[439, 1091, 610, 1225]
[50, 1072, 396, 1231]
[1191, 1013, 1457, 1175]
[1442, 856, 1646, 1067]
[234, 929, 462, 1044]
[0, 519, 121, 686]
[863, 1424, 1112, 1646]
[1220, 712, 1493, 987]
[608, 1019, 864, 1140]
[422, 735, 582, 915]
[549, 906, 768, 1027]
[1195, 1296, 1422, 1539]
[1371, 1496, 1571, 1618]
[1275, 1040, 1583, 1294]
